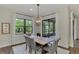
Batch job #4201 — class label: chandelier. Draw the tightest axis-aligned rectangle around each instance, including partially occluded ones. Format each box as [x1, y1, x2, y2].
[35, 4, 41, 24]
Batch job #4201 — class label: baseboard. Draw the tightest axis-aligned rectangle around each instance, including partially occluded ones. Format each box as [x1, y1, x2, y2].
[58, 45, 70, 51]
[11, 42, 26, 47]
[0, 42, 26, 49]
[76, 38, 79, 40]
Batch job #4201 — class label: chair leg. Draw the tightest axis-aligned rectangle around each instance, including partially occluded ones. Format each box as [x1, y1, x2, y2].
[56, 50, 57, 54]
[29, 47, 32, 54]
[35, 50, 37, 54]
[26, 44, 27, 49]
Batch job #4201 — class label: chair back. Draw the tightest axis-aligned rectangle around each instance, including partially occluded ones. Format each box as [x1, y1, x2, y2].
[24, 36, 30, 46]
[49, 38, 60, 53]
[24, 35, 36, 53]
[29, 38, 36, 49]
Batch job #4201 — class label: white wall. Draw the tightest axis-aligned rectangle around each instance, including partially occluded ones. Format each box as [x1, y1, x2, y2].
[34, 7, 73, 48]
[56, 7, 70, 48]
[0, 7, 16, 47]
[0, 7, 33, 48]
[12, 14, 33, 45]
[42, 7, 70, 48]
[68, 10, 74, 47]
[76, 16, 79, 39]
[0, 6, 74, 48]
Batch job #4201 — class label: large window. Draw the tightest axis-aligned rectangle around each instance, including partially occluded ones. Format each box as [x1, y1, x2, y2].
[15, 19, 32, 34]
[42, 18, 55, 37]
[25, 20, 32, 34]
[16, 19, 24, 34]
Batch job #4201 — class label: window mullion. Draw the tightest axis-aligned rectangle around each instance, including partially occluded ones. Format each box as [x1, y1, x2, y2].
[24, 19, 26, 34]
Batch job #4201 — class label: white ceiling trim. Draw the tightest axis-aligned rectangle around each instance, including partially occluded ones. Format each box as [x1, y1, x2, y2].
[16, 13, 32, 20]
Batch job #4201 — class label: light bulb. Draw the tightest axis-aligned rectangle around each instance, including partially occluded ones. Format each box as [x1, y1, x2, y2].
[35, 16, 41, 24]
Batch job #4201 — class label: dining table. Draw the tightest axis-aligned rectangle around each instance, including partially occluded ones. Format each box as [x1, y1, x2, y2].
[30, 35, 55, 53]
[30, 35, 55, 44]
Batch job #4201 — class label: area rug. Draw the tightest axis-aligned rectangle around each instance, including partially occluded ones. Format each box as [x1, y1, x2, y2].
[12, 44, 70, 54]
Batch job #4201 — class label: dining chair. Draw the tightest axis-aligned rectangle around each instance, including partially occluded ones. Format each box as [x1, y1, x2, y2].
[29, 37, 36, 53]
[24, 35, 42, 54]
[24, 36, 35, 53]
[24, 35, 30, 50]
[29, 37, 43, 54]
[43, 38, 60, 54]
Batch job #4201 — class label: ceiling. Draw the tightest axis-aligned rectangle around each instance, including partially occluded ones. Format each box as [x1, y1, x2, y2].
[0, 4, 78, 17]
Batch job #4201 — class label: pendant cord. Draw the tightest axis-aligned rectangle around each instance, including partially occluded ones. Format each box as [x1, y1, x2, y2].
[37, 4, 39, 18]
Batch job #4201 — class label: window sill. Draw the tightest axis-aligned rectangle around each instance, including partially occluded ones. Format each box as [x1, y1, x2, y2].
[15, 33, 24, 35]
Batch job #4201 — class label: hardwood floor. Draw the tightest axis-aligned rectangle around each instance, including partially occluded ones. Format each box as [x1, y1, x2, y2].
[0, 40, 79, 54]
[0, 45, 70, 54]
[74, 39, 79, 48]
[0, 46, 13, 54]
[70, 39, 79, 54]
[69, 48, 79, 54]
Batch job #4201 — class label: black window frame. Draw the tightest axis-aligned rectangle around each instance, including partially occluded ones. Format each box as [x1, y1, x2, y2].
[42, 18, 56, 37]
[15, 18, 33, 34]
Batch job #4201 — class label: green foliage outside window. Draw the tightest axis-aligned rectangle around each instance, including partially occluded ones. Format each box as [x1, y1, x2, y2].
[15, 19, 32, 34]
[16, 19, 24, 26]
[42, 18, 56, 37]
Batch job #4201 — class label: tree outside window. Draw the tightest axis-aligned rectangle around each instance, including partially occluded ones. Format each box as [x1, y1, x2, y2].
[15, 19, 32, 35]
[25, 20, 32, 34]
[16, 19, 24, 34]
[42, 18, 56, 37]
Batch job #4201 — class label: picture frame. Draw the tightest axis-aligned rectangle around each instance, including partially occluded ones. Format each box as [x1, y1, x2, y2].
[1, 23, 10, 34]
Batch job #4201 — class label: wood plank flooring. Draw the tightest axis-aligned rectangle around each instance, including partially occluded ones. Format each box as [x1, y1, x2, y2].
[0, 39, 79, 54]
[0, 46, 13, 54]
[0, 44, 69, 54]
[74, 39, 79, 48]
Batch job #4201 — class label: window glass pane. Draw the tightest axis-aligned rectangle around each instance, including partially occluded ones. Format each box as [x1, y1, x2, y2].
[26, 20, 32, 26]
[15, 19, 24, 34]
[26, 26, 32, 34]
[42, 21, 49, 36]
[25, 20, 32, 34]
[15, 19, 33, 35]
[16, 19, 24, 26]
[49, 22, 53, 34]
[29, 21, 32, 26]
[42, 18, 55, 37]
[43, 21, 48, 25]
